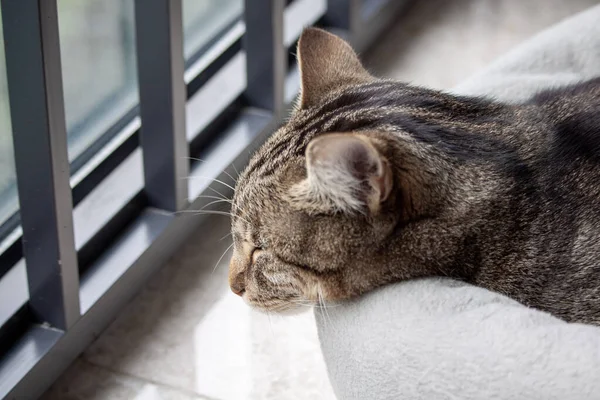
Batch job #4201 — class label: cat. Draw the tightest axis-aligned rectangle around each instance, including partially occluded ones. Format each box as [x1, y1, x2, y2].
[228, 27, 600, 325]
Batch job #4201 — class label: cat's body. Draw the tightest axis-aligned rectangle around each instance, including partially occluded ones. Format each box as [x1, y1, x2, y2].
[229, 28, 600, 325]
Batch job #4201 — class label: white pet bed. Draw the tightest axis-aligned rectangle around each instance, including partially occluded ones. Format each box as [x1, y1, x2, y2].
[315, 6, 600, 400]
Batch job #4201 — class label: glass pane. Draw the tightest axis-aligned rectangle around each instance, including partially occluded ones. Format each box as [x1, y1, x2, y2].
[183, 0, 243, 60]
[0, 260, 29, 328]
[0, 8, 19, 229]
[284, 0, 327, 47]
[58, 0, 138, 162]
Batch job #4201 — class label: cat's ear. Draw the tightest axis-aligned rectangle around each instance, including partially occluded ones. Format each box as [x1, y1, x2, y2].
[296, 28, 372, 108]
[289, 134, 393, 214]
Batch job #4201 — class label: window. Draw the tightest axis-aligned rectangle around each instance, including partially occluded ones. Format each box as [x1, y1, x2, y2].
[0, 9, 17, 235]
[58, 0, 138, 167]
[0, 1, 405, 398]
[183, 0, 243, 61]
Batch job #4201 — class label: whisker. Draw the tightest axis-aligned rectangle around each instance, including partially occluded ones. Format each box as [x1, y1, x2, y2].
[186, 156, 239, 184]
[198, 197, 251, 223]
[289, 300, 316, 308]
[219, 231, 232, 241]
[289, 299, 340, 309]
[316, 303, 341, 309]
[266, 310, 275, 339]
[203, 210, 248, 222]
[197, 199, 233, 210]
[212, 242, 234, 274]
[228, 200, 256, 225]
[205, 186, 229, 201]
[254, 298, 277, 339]
[174, 209, 229, 215]
[218, 204, 253, 226]
[232, 163, 241, 178]
[177, 209, 251, 224]
[193, 194, 232, 202]
[221, 168, 238, 184]
[184, 175, 235, 191]
[180, 172, 230, 200]
[182, 161, 256, 230]
[318, 285, 334, 329]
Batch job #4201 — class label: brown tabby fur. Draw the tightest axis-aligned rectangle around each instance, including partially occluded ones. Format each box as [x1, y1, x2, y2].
[229, 28, 600, 325]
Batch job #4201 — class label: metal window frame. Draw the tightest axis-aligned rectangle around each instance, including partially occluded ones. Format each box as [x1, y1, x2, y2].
[244, 0, 286, 116]
[0, 9, 245, 259]
[0, 0, 411, 398]
[1, 0, 80, 331]
[134, 0, 189, 212]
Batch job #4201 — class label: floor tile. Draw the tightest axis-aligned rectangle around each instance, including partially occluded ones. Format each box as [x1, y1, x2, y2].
[82, 220, 335, 400]
[41, 360, 209, 400]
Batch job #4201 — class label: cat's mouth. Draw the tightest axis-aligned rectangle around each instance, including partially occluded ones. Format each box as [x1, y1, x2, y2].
[238, 279, 331, 315]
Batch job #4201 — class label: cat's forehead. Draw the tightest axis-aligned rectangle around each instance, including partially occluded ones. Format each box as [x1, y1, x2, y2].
[233, 168, 279, 214]
[238, 125, 309, 188]
[232, 80, 394, 220]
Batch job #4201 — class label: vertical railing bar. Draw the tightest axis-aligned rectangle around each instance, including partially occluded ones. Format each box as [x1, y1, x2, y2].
[243, 0, 286, 117]
[1, 0, 80, 330]
[134, 0, 189, 212]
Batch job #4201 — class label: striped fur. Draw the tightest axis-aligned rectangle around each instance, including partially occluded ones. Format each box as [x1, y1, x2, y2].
[228, 28, 600, 325]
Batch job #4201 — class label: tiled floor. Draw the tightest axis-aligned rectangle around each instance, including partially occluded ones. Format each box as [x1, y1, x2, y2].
[42, 1, 598, 399]
[44, 221, 334, 400]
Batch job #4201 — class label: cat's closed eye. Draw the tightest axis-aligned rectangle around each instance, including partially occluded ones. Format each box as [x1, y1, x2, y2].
[251, 248, 264, 264]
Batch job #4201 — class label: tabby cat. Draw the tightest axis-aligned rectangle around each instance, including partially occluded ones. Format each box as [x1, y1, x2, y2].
[228, 27, 600, 325]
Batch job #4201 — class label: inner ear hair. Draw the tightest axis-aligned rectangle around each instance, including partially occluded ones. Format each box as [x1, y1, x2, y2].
[288, 133, 393, 215]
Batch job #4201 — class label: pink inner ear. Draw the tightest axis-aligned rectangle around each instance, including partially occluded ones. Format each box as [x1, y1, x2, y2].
[312, 135, 377, 178]
[306, 133, 392, 213]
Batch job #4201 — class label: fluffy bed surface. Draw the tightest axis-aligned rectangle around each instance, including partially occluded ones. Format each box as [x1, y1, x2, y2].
[315, 5, 600, 400]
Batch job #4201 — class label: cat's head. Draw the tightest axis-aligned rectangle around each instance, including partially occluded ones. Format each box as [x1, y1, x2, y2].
[228, 28, 495, 313]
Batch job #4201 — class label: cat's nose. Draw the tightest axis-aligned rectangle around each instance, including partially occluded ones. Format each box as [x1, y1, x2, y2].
[229, 268, 246, 296]
[230, 280, 245, 297]
[229, 257, 246, 296]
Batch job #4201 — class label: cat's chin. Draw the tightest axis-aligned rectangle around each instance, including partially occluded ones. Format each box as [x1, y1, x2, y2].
[246, 301, 314, 316]
[274, 305, 312, 316]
